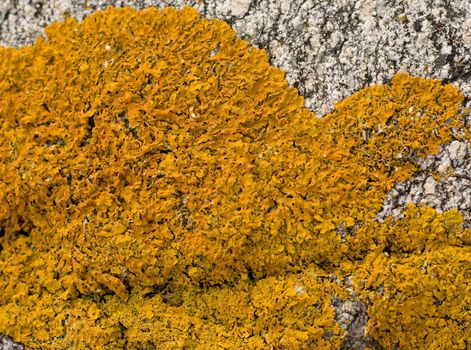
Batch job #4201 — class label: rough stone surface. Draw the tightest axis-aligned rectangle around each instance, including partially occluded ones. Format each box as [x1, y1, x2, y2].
[332, 297, 373, 350]
[330, 275, 386, 350]
[1, 1, 471, 349]
[378, 140, 471, 227]
[0, 335, 23, 350]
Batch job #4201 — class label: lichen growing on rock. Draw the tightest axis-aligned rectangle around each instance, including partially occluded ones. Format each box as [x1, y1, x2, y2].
[0, 6, 469, 349]
[347, 204, 470, 349]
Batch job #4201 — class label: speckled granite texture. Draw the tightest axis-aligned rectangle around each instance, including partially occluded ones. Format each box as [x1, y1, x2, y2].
[1, 1, 470, 349]
[0, 335, 23, 350]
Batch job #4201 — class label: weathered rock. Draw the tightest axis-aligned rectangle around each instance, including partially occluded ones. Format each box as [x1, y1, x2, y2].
[0, 334, 23, 350]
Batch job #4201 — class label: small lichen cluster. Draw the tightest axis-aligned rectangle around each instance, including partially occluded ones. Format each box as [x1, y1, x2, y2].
[0, 6, 469, 349]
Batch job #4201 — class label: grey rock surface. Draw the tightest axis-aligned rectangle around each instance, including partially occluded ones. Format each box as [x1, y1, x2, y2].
[378, 139, 471, 226]
[332, 297, 377, 350]
[1, 1, 470, 350]
[0, 335, 23, 350]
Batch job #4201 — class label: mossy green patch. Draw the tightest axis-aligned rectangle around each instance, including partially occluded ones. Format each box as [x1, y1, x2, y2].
[0, 6, 469, 349]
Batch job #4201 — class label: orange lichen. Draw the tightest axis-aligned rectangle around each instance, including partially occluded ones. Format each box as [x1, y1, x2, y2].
[0, 5, 469, 349]
[349, 205, 470, 349]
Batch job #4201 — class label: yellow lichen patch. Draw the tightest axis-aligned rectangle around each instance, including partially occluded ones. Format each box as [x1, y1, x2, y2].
[318, 74, 464, 223]
[350, 205, 470, 349]
[0, 5, 469, 349]
[96, 266, 348, 350]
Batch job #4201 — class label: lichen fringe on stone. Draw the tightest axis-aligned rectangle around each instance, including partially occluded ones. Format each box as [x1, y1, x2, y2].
[0, 6, 469, 350]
